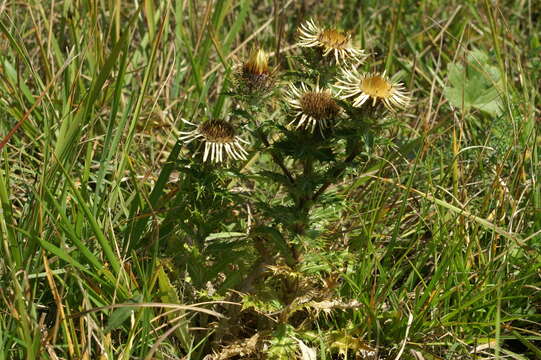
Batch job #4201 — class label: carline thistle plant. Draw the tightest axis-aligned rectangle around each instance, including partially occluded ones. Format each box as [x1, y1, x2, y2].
[176, 17, 414, 352]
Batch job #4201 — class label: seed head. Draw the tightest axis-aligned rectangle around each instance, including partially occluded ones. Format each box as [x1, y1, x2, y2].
[284, 82, 341, 133]
[199, 120, 236, 144]
[179, 119, 249, 163]
[299, 91, 340, 121]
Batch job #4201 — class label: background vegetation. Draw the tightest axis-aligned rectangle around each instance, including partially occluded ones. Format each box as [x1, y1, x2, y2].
[0, 0, 539, 359]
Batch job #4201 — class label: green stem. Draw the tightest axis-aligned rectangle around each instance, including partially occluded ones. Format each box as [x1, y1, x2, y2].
[312, 140, 361, 202]
[257, 131, 295, 185]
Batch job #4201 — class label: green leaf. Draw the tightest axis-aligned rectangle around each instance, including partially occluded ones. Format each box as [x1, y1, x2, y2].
[205, 232, 247, 242]
[443, 49, 503, 116]
[268, 324, 298, 360]
[252, 225, 294, 264]
[105, 295, 143, 332]
[105, 306, 133, 332]
[157, 263, 193, 352]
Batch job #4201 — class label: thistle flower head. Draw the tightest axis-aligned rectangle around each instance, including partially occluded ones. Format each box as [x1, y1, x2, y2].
[297, 19, 367, 64]
[244, 48, 270, 75]
[335, 68, 411, 111]
[179, 119, 249, 163]
[284, 82, 341, 133]
[235, 48, 275, 94]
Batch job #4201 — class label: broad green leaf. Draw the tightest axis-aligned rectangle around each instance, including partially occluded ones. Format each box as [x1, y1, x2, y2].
[105, 306, 133, 332]
[105, 295, 143, 332]
[444, 49, 503, 116]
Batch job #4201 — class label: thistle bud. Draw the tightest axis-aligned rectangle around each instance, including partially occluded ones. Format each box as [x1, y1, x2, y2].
[235, 48, 275, 95]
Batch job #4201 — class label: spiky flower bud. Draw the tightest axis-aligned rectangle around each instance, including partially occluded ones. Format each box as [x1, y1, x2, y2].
[235, 48, 275, 94]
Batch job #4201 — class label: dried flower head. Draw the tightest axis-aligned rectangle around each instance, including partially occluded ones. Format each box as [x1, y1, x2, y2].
[235, 48, 275, 94]
[335, 68, 411, 111]
[179, 119, 249, 163]
[284, 82, 341, 133]
[297, 19, 367, 64]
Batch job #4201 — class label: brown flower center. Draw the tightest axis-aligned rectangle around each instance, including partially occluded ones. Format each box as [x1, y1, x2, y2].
[318, 29, 349, 49]
[198, 120, 236, 143]
[360, 75, 393, 98]
[299, 91, 340, 120]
